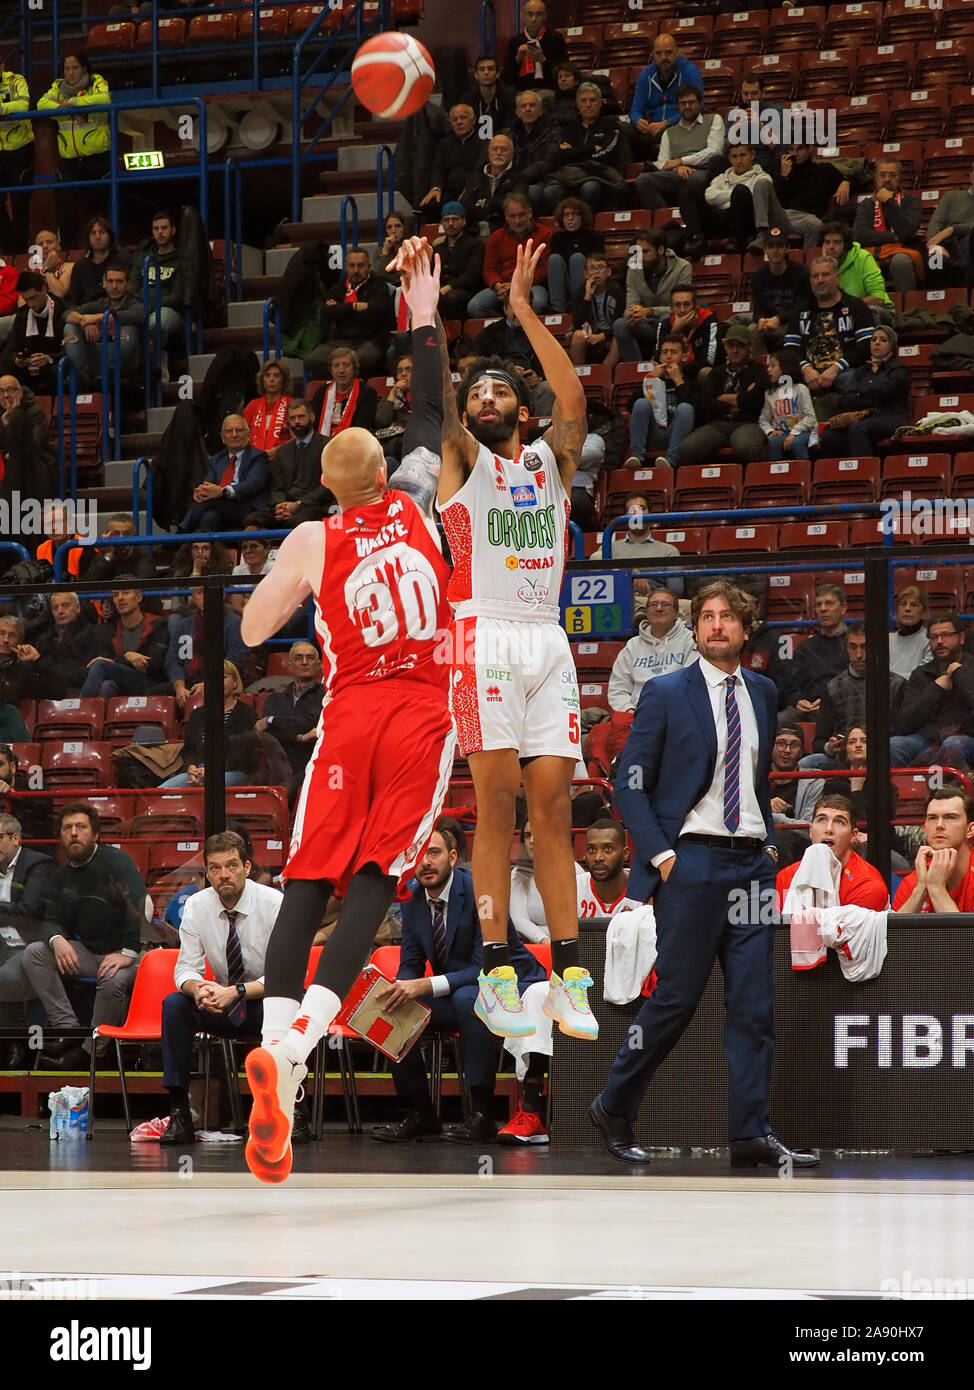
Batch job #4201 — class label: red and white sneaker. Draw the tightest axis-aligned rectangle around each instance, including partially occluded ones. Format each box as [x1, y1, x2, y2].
[497, 1108, 549, 1145]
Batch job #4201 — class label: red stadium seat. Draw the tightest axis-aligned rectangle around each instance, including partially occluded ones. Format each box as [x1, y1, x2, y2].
[573, 363, 611, 404]
[146, 841, 205, 895]
[865, 139, 922, 187]
[698, 59, 740, 110]
[711, 11, 769, 57]
[87, 21, 136, 50]
[34, 699, 104, 742]
[578, 682, 610, 712]
[40, 741, 113, 791]
[848, 517, 888, 546]
[891, 771, 936, 816]
[690, 254, 740, 304]
[16, 700, 34, 737]
[824, 2, 881, 48]
[819, 566, 866, 617]
[563, 24, 604, 67]
[750, 53, 801, 100]
[606, 466, 673, 518]
[594, 210, 653, 267]
[810, 456, 881, 505]
[764, 572, 814, 621]
[650, 526, 708, 554]
[136, 15, 186, 46]
[894, 565, 962, 609]
[11, 743, 40, 772]
[102, 839, 150, 882]
[915, 39, 971, 90]
[225, 788, 289, 840]
[854, 43, 916, 95]
[673, 464, 742, 511]
[778, 520, 850, 550]
[886, 88, 949, 143]
[941, 0, 974, 39]
[880, 452, 951, 501]
[130, 792, 203, 838]
[291, 5, 328, 32]
[588, 66, 630, 108]
[572, 642, 625, 682]
[768, 6, 827, 51]
[77, 794, 130, 839]
[797, 49, 855, 98]
[611, 360, 658, 409]
[265, 651, 291, 679]
[922, 138, 974, 190]
[896, 343, 935, 393]
[954, 453, 974, 497]
[947, 92, 974, 137]
[707, 523, 777, 553]
[880, 0, 940, 45]
[237, 6, 291, 39]
[668, 15, 714, 60]
[187, 11, 238, 43]
[105, 696, 177, 744]
[741, 458, 811, 507]
[834, 93, 888, 143]
[598, 21, 650, 67]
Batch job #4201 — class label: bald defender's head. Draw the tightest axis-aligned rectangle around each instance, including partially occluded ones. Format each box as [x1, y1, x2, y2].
[320, 427, 387, 507]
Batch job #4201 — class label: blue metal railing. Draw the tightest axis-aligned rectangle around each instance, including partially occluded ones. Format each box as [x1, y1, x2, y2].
[377, 145, 395, 229]
[339, 194, 359, 262]
[132, 457, 153, 535]
[53, 528, 292, 580]
[599, 501, 903, 559]
[99, 308, 123, 464]
[55, 356, 78, 501]
[262, 298, 282, 363]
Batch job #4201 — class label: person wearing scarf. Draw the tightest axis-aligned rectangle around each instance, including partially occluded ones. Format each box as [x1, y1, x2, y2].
[37, 52, 111, 247]
[853, 157, 923, 293]
[243, 359, 293, 456]
[309, 347, 378, 439]
[310, 247, 393, 378]
[500, 0, 568, 94]
[1, 271, 65, 394]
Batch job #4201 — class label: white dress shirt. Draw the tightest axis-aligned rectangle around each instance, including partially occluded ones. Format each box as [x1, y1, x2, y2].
[0, 848, 23, 947]
[174, 878, 282, 990]
[655, 112, 726, 170]
[425, 870, 454, 999]
[680, 657, 766, 841]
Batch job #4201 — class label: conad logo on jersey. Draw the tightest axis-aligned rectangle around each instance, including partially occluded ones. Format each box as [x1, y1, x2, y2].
[506, 555, 554, 570]
[487, 504, 557, 551]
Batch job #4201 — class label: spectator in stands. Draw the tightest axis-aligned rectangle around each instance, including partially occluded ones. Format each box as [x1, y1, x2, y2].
[373, 352, 413, 466]
[256, 639, 324, 797]
[612, 230, 692, 364]
[16, 590, 104, 696]
[168, 538, 233, 580]
[78, 582, 169, 698]
[507, 91, 562, 209]
[232, 535, 273, 579]
[500, 0, 568, 98]
[890, 586, 932, 681]
[65, 216, 128, 311]
[6, 802, 145, 1071]
[430, 203, 486, 321]
[684, 145, 789, 260]
[853, 157, 923, 295]
[160, 829, 281, 1145]
[247, 398, 332, 530]
[629, 31, 704, 162]
[36, 501, 84, 576]
[0, 248, 18, 349]
[242, 360, 292, 458]
[783, 257, 873, 417]
[79, 513, 156, 589]
[37, 53, 111, 247]
[0, 374, 57, 506]
[759, 347, 816, 460]
[774, 141, 851, 253]
[894, 787, 974, 912]
[551, 62, 582, 125]
[309, 346, 379, 438]
[460, 53, 516, 139]
[602, 489, 682, 582]
[179, 414, 270, 533]
[768, 723, 809, 825]
[467, 193, 550, 317]
[371, 828, 547, 1145]
[925, 161, 974, 284]
[730, 73, 784, 175]
[678, 324, 768, 464]
[608, 587, 697, 714]
[816, 324, 910, 457]
[624, 333, 698, 468]
[420, 104, 488, 220]
[0, 812, 55, 1067]
[128, 210, 183, 369]
[511, 821, 548, 942]
[544, 197, 603, 315]
[0, 615, 50, 705]
[2, 271, 65, 394]
[166, 585, 250, 712]
[776, 792, 890, 911]
[776, 582, 849, 722]
[34, 229, 74, 303]
[160, 660, 256, 789]
[892, 613, 974, 770]
[0, 58, 32, 255]
[374, 211, 407, 280]
[634, 84, 724, 214]
[311, 249, 393, 379]
[637, 284, 722, 378]
[750, 227, 812, 349]
[459, 138, 522, 240]
[542, 82, 627, 215]
[568, 252, 623, 368]
[799, 622, 904, 771]
[62, 259, 145, 389]
[820, 220, 892, 319]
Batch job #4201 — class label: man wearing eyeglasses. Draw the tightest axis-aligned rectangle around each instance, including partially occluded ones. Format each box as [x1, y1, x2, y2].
[608, 588, 698, 714]
[0, 374, 58, 514]
[0, 812, 55, 1069]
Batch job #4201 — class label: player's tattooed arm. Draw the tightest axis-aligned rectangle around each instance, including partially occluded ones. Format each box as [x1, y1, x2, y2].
[437, 313, 477, 501]
[544, 399, 587, 486]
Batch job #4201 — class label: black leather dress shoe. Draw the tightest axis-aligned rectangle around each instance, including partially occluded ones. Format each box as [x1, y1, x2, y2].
[589, 1099, 652, 1165]
[730, 1133, 820, 1169]
[441, 1111, 498, 1144]
[159, 1104, 196, 1146]
[371, 1111, 442, 1143]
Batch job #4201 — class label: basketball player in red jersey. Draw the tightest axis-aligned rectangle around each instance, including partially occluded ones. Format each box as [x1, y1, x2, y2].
[239, 241, 454, 1183]
[437, 240, 599, 1042]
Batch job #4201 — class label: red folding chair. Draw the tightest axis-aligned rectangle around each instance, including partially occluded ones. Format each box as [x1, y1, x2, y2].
[105, 696, 177, 744]
[40, 741, 113, 790]
[708, 523, 777, 554]
[741, 459, 811, 507]
[810, 456, 881, 504]
[89, 948, 179, 1136]
[778, 520, 850, 550]
[673, 464, 742, 511]
[880, 452, 951, 502]
[34, 699, 104, 742]
[130, 792, 203, 838]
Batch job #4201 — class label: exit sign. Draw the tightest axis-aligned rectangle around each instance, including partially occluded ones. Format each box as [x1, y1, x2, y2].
[123, 151, 165, 171]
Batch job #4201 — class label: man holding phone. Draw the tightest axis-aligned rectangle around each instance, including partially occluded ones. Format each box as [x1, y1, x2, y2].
[501, 0, 568, 98]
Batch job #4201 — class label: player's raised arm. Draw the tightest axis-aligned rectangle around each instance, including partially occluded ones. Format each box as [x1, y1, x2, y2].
[507, 238, 588, 489]
[239, 522, 317, 647]
[388, 239, 447, 518]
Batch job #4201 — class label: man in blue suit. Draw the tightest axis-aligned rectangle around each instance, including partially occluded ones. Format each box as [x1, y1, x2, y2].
[179, 414, 270, 532]
[372, 827, 546, 1145]
[591, 581, 820, 1170]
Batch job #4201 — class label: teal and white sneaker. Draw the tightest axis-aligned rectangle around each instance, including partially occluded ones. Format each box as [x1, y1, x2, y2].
[543, 967, 599, 1040]
[475, 966, 535, 1038]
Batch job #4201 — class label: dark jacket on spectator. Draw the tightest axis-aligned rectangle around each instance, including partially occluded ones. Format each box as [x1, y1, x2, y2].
[458, 83, 517, 137]
[269, 431, 329, 506]
[696, 358, 769, 423]
[646, 305, 723, 377]
[0, 383, 57, 501]
[395, 101, 451, 207]
[0, 846, 55, 925]
[180, 699, 256, 768]
[429, 130, 489, 203]
[547, 226, 604, 264]
[42, 843, 146, 956]
[79, 542, 158, 587]
[774, 156, 845, 217]
[501, 26, 569, 92]
[65, 249, 132, 311]
[550, 114, 628, 178]
[320, 272, 393, 355]
[0, 651, 62, 705]
[853, 192, 923, 256]
[894, 653, 974, 744]
[571, 280, 626, 334]
[776, 626, 850, 710]
[201, 443, 270, 513]
[2, 297, 66, 381]
[33, 613, 111, 693]
[750, 260, 812, 325]
[508, 114, 563, 185]
[457, 165, 525, 231]
[263, 680, 324, 777]
[165, 608, 250, 686]
[834, 357, 911, 413]
[432, 232, 487, 298]
[101, 611, 170, 683]
[813, 667, 905, 752]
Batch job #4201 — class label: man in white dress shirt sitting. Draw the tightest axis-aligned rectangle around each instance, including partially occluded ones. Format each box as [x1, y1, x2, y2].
[160, 831, 282, 1145]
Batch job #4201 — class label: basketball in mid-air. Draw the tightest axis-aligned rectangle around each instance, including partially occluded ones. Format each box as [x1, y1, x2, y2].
[351, 32, 435, 120]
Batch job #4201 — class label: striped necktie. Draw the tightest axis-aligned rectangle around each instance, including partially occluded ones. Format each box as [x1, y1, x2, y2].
[430, 898, 448, 972]
[225, 908, 244, 986]
[723, 675, 741, 833]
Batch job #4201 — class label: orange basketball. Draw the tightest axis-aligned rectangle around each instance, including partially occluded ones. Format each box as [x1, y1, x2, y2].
[351, 32, 435, 120]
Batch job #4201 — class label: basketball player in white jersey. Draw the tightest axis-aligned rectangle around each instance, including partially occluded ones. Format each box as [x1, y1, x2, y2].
[438, 239, 599, 1042]
[577, 819, 642, 920]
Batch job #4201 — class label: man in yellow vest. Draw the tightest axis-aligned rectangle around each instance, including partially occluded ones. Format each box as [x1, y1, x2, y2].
[0, 57, 33, 255]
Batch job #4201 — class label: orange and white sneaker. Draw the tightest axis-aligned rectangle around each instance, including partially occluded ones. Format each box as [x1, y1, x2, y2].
[543, 967, 599, 1040]
[497, 1109, 549, 1145]
[245, 1041, 306, 1183]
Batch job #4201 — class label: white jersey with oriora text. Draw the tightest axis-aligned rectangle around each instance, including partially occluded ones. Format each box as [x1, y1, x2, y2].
[439, 438, 570, 623]
[576, 872, 642, 920]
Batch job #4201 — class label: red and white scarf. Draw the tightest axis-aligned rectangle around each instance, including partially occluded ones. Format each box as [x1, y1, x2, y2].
[318, 379, 361, 438]
[249, 394, 291, 450]
[874, 191, 900, 230]
[519, 26, 545, 78]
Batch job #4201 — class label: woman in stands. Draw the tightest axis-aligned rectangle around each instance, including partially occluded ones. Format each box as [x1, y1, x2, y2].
[546, 197, 603, 313]
[168, 538, 233, 580]
[375, 212, 408, 279]
[66, 216, 128, 310]
[159, 659, 256, 789]
[37, 52, 111, 247]
[816, 324, 910, 459]
[243, 360, 293, 457]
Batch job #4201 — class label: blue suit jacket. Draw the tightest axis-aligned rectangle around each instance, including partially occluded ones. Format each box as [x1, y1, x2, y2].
[398, 865, 546, 995]
[206, 444, 270, 510]
[614, 661, 778, 903]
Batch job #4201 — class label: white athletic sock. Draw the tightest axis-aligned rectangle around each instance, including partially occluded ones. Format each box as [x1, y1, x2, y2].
[283, 984, 343, 1065]
[261, 996, 300, 1047]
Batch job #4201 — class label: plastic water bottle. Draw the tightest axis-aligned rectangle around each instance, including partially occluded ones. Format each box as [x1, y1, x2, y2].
[48, 1089, 70, 1141]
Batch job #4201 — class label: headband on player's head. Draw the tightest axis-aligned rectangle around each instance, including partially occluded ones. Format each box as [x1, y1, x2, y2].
[467, 368, 521, 400]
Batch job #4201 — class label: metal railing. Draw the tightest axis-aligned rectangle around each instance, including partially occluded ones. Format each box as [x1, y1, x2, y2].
[339, 194, 360, 262]
[99, 307, 123, 464]
[480, 1, 497, 56]
[54, 356, 79, 501]
[377, 144, 395, 230]
[131, 457, 152, 534]
[262, 298, 282, 363]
